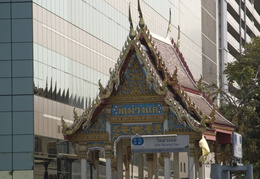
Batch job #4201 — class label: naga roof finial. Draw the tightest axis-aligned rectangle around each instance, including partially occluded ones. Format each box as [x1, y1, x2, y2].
[166, 8, 172, 37]
[197, 75, 203, 92]
[138, 0, 145, 28]
[129, 2, 136, 39]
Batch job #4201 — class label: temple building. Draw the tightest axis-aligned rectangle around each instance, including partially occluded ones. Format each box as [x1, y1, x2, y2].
[62, 1, 236, 179]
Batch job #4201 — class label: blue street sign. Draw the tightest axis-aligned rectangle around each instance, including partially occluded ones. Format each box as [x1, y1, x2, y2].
[132, 137, 144, 145]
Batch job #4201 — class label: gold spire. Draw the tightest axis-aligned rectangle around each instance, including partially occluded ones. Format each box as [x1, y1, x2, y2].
[128, 3, 136, 39]
[166, 8, 172, 36]
[177, 25, 180, 48]
[137, 0, 145, 28]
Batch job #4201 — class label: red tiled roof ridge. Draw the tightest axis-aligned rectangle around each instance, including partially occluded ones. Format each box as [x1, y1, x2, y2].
[170, 38, 197, 86]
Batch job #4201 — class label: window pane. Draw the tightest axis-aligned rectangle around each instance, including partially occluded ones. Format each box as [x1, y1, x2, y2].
[0, 135, 11, 152]
[13, 78, 33, 95]
[13, 95, 33, 111]
[12, 3, 32, 18]
[0, 61, 11, 77]
[0, 43, 11, 60]
[0, 153, 12, 170]
[12, 60, 33, 77]
[13, 135, 33, 152]
[0, 3, 10, 19]
[13, 152, 33, 170]
[12, 43, 33, 60]
[0, 20, 11, 42]
[0, 96, 11, 112]
[0, 112, 12, 134]
[12, 19, 32, 42]
[12, 0, 32, 1]
[0, 78, 11, 95]
[13, 112, 33, 134]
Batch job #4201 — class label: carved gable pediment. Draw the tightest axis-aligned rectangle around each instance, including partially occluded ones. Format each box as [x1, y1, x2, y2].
[114, 54, 157, 97]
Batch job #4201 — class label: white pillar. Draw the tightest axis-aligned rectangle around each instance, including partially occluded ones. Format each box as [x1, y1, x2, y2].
[106, 157, 112, 179]
[81, 158, 87, 179]
[199, 163, 205, 179]
[174, 153, 179, 179]
[163, 153, 171, 179]
[188, 156, 195, 179]
[138, 154, 144, 179]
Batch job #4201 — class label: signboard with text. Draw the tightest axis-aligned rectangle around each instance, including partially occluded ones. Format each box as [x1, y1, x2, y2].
[131, 134, 189, 153]
[112, 103, 162, 116]
[233, 132, 242, 158]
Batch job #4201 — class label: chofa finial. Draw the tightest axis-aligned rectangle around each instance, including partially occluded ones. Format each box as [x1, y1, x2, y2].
[129, 3, 136, 39]
[166, 8, 172, 37]
[138, 0, 145, 28]
[177, 25, 180, 48]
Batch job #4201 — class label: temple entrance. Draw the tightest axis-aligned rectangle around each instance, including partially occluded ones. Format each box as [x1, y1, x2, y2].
[62, 1, 236, 178]
[114, 137, 172, 179]
[80, 135, 192, 179]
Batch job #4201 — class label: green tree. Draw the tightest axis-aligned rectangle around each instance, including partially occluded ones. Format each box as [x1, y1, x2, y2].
[214, 37, 260, 178]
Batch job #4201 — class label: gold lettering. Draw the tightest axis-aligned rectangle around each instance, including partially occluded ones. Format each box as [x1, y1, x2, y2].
[135, 108, 140, 114]
[121, 108, 127, 114]
[141, 107, 146, 113]
[116, 108, 121, 114]
[152, 107, 159, 114]
[128, 108, 134, 114]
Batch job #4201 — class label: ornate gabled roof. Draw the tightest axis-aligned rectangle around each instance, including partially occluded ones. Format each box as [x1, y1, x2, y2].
[62, 0, 235, 139]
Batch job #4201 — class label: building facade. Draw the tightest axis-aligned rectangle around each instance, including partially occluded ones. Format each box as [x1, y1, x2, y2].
[0, 0, 259, 178]
[218, 0, 260, 91]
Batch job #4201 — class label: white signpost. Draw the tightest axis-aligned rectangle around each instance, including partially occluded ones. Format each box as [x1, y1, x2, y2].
[131, 134, 189, 153]
[233, 132, 242, 158]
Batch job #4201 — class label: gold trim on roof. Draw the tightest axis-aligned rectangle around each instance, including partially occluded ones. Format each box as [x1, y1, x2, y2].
[62, 1, 233, 136]
[164, 92, 206, 132]
[129, 3, 136, 40]
[138, 0, 145, 28]
[172, 86, 216, 126]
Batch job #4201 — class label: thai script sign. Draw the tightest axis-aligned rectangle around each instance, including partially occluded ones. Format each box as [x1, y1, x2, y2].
[112, 103, 162, 116]
[233, 132, 242, 158]
[131, 134, 189, 153]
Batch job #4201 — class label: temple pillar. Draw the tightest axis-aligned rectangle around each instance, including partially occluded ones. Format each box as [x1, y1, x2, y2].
[124, 146, 131, 179]
[106, 158, 112, 179]
[92, 150, 100, 179]
[174, 152, 179, 179]
[162, 153, 171, 179]
[153, 153, 159, 179]
[138, 153, 144, 179]
[104, 144, 113, 179]
[189, 141, 195, 179]
[81, 158, 87, 179]
[146, 153, 154, 179]
[188, 155, 195, 179]
[117, 140, 123, 179]
[198, 163, 205, 179]
[77, 144, 88, 179]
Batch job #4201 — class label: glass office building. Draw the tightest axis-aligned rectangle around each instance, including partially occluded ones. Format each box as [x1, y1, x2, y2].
[0, 0, 259, 178]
